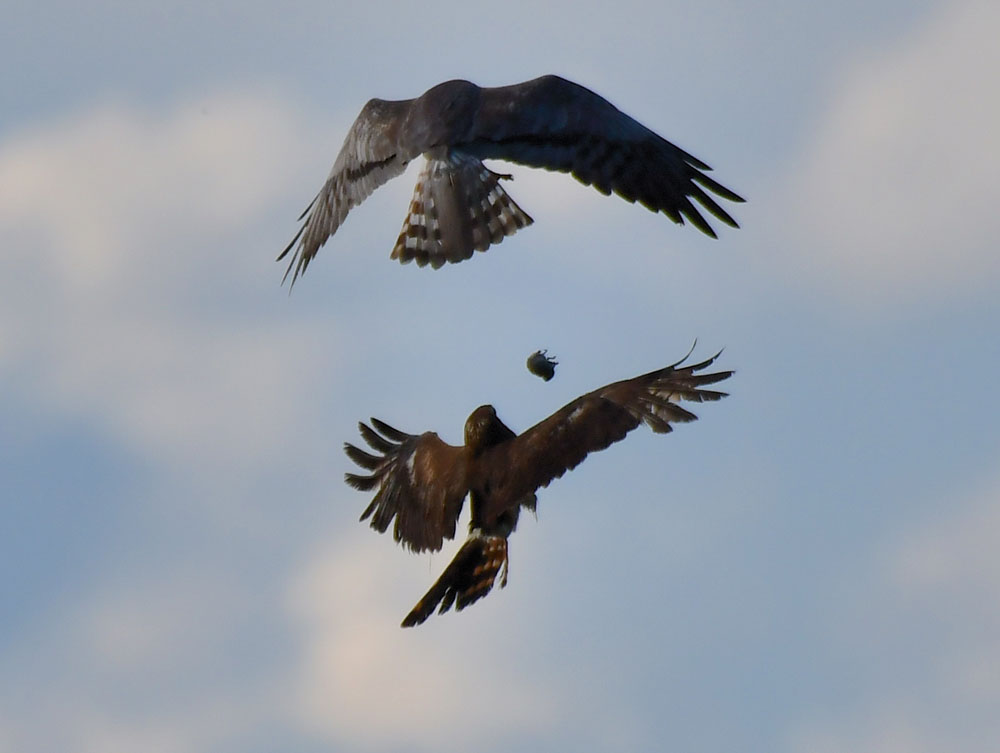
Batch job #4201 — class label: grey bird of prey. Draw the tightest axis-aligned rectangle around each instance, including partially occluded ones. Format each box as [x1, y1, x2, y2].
[343, 347, 732, 627]
[279, 75, 744, 285]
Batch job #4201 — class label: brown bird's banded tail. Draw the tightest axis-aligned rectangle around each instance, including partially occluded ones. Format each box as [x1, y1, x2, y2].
[401, 530, 509, 628]
[391, 154, 533, 269]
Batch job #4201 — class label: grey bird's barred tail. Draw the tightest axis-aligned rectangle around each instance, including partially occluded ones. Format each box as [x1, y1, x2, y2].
[391, 154, 533, 268]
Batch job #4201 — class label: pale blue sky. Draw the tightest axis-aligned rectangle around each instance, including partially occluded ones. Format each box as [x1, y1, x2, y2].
[2, 1, 999, 751]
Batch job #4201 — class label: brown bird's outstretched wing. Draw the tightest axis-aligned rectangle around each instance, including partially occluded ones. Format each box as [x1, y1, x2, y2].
[469, 75, 744, 238]
[401, 530, 509, 628]
[279, 97, 414, 286]
[344, 418, 469, 553]
[476, 349, 733, 521]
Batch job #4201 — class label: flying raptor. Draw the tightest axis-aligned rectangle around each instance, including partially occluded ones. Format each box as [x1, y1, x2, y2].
[344, 348, 733, 627]
[280, 75, 744, 284]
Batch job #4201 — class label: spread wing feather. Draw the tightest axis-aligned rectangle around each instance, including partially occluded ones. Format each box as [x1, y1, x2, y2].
[344, 418, 469, 552]
[279, 98, 414, 286]
[468, 75, 744, 237]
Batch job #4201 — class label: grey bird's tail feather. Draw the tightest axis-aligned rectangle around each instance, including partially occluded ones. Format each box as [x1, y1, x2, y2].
[391, 154, 533, 268]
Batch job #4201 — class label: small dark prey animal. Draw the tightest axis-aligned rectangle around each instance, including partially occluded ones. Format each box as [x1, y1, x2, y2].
[279, 75, 744, 285]
[526, 349, 558, 381]
[343, 348, 732, 627]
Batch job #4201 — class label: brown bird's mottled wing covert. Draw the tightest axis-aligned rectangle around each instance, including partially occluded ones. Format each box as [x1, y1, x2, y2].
[344, 348, 734, 626]
[279, 75, 744, 285]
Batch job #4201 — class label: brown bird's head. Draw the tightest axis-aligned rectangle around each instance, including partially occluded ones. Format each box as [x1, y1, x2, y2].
[464, 405, 514, 456]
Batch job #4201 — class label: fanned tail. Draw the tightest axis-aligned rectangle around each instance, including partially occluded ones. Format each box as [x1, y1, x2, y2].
[391, 154, 533, 269]
[401, 530, 509, 627]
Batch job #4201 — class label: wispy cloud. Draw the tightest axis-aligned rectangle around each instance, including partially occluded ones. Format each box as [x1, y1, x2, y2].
[0, 92, 341, 749]
[788, 473, 1000, 753]
[0, 91, 340, 480]
[5, 4, 1000, 752]
[773, 0, 1000, 307]
[286, 537, 559, 750]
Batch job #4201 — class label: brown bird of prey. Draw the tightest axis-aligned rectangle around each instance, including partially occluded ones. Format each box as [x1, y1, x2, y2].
[344, 348, 732, 627]
[279, 75, 744, 284]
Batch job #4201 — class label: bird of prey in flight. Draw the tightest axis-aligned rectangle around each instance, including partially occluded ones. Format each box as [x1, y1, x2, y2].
[279, 75, 744, 285]
[343, 348, 732, 627]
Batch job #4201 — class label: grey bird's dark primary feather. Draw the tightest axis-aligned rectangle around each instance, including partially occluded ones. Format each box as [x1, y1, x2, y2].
[343, 347, 733, 626]
[279, 75, 745, 285]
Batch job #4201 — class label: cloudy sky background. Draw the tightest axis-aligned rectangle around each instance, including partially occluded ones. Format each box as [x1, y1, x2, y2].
[2, 0, 999, 751]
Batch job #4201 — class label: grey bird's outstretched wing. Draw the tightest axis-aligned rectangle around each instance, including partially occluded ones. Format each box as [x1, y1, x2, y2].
[468, 75, 744, 238]
[279, 97, 415, 285]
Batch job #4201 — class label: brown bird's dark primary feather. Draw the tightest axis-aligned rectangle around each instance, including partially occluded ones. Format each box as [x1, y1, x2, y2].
[279, 75, 744, 285]
[344, 347, 733, 626]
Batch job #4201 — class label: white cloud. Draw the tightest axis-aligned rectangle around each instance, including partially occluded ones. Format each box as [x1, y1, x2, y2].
[0, 91, 340, 478]
[774, 0, 1000, 306]
[79, 572, 241, 674]
[0, 565, 283, 753]
[0, 92, 304, 290]
[0, 89, 358, 753]
[890, 478, 1000, 706]
[286, 535, 558, 750]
